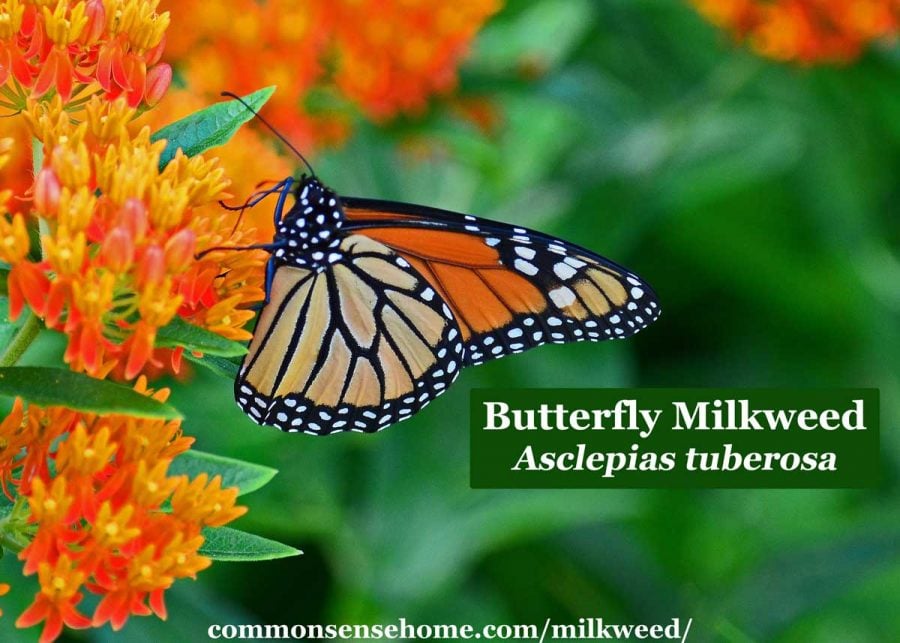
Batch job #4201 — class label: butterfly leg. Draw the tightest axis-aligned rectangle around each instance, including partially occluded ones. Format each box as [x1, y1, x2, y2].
[263, 254, 277, 305]
[270, 176, 294, 227]
[221, 177, 293, 212]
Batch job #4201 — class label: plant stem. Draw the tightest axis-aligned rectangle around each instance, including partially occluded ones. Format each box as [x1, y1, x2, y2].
[0, 137, 48, 367]
[0, 310, 40, 367]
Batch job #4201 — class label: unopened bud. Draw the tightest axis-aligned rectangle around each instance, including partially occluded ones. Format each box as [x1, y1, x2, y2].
[119, 198, 148, 241]
[164, 228, 196, 273]
[136, 245, 166, 287]
[145, 63, 172, 107]
[101, 226, 135, 273]
[34, 168, 62, 214]
[83, 0, 106, 43]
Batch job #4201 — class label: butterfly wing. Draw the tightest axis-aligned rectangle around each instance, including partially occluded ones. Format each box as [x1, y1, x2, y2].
[342, 198, 660, 366]
[236, 233, 463, 434]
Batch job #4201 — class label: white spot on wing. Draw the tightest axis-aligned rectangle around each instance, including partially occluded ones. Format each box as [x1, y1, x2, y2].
[554, 262, 577, 280]
[549, 286, 576, 308]
[514, 259, 538, 276]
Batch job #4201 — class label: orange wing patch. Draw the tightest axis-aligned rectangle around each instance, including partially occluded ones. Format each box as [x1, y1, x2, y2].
[354, 227, 549, 341]
[361, 228, 500, 266]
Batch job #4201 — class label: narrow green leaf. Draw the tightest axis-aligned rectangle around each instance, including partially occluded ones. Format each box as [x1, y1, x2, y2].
[200, 526, 301, 562]
[169, 450, 276, 496]
[156, 317, 247, 357]
[184, 352, 241, 379]
[0, 367, 181, 419]
[152, 87, 276, 166]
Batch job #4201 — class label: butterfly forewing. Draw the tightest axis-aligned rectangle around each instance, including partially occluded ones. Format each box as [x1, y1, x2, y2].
[236, 233, 464, 434]
[342, 198, 660, 366]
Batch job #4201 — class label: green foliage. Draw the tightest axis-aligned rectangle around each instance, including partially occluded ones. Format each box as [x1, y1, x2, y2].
[199, 526, 302, 561]
[156, 317, 248, 357]
[0, 366, 181, 419]
[184, 351, 241, 379]
[169, 450, 277, 496]
[151, 86, 275, 166]
[0, 297, 20, 353]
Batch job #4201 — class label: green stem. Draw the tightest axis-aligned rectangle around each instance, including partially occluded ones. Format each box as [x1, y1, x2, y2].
[0, 310, 40, 367]
[0, 137, 49, 366]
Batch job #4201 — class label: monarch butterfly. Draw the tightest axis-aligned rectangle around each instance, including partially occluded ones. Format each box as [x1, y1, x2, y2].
[222, 97, 661, 435]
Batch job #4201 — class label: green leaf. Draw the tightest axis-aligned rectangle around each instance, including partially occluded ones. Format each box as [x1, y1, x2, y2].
[169, 450, 276, 496]
[184, 351, 241, 379]
[199, 526, 301, 562]
[156, 317, 247, 357]
[0, 367, 181, 419]
[0, 296, 19, 349]
[151, 86, 276, 167]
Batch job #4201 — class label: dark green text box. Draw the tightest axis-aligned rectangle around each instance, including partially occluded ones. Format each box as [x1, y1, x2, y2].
[470, 389, 880, 489]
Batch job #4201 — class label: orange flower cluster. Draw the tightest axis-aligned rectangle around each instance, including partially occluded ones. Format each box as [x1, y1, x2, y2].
[0, 96, 267, 380]
[0, 381, 246, 642]
[691, 0, 899, 62]
[160, 0, 501, 148]
[0, 0, 172, 110]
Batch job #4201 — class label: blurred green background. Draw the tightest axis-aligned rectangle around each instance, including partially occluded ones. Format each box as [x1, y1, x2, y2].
[3, 0, 899, 640]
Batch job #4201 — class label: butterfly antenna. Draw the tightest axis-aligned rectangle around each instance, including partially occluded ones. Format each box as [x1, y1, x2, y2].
[221, 91, 317, 177]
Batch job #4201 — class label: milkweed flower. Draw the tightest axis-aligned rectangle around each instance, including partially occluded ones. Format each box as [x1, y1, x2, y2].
[0, 0, 172, 110]
[691, 0, 899, 63]
[331, 0, 502, 119]
[0, 380, 246, 642]
[160, 0, 501, 148]
[3, 96, 268, 380]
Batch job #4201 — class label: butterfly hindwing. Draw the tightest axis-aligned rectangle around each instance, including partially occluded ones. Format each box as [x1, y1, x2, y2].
[342, 198, 660, 366]
[236, 233, 464, 434]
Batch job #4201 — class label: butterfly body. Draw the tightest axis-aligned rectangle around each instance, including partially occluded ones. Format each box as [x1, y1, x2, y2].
[235, 175, 660, 435]
[271, 177, 346, 271]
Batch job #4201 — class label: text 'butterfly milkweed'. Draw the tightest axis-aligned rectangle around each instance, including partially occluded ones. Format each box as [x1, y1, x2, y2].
[224, 100, 661, 436]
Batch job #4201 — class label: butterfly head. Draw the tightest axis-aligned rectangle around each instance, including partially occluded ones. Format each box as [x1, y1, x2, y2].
[273, 176, 346, 270]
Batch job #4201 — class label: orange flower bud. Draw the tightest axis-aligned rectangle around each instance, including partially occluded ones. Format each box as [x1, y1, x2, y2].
[101, 226, 135, 273]
[163, 228, 196, 273]
[136, 245, 165, 287]
[145, 63, 172, 107]
[34, 168, 62, 214]
[118, 198, 149, 241]
[83, 0, 106, 43]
